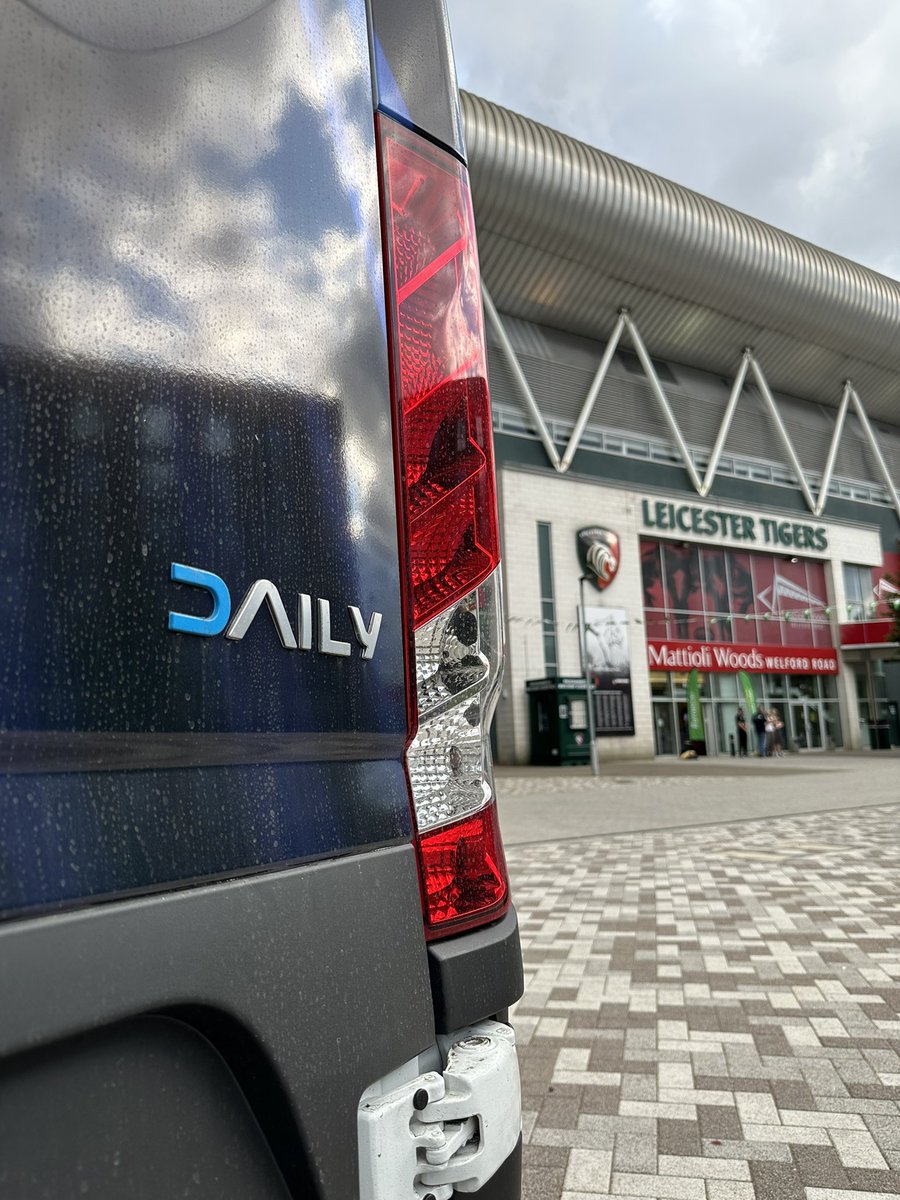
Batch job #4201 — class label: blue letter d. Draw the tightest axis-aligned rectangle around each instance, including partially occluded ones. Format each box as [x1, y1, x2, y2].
[168, 563, 232, 636]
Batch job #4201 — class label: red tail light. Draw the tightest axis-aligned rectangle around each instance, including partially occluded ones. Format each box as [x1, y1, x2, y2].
[418, 806, 509, 935]
[377, 114, 509, 939]
[380, 117, 500, 628]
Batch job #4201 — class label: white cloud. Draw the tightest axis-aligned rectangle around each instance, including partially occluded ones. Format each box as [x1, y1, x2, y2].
[1, 0, 382, 388]
[447, 0, 900, 279]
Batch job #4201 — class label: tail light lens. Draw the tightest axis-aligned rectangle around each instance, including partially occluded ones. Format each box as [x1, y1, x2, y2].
[378, 114, 509, 939]
[418, 806, 508, 935]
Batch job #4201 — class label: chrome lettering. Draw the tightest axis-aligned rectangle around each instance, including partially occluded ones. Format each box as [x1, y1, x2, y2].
[297, 592, 312, 650]
[168, 565, 381, 660]
[168, 563, 232, 636]
[349, 607, 383, 661]
[226, 580, 297, 649]
[317, 598, 351, 657]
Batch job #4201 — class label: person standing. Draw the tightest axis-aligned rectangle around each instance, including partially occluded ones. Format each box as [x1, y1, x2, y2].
[735, 706, 748, 757]
[752, 705, 768, 757]
[765, 710, 776, 756]
[771, 708, 785, 756]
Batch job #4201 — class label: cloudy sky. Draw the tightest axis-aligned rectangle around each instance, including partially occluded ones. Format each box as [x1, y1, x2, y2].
[446, 0, 900, 281]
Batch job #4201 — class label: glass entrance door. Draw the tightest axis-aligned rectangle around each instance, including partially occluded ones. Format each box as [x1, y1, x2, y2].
[790, 701, 824, 749]
[703, 703, 721, 756]
[714, 704, 734, 758]
[653, 704, 676, 755]
[805, 703, 823, 749]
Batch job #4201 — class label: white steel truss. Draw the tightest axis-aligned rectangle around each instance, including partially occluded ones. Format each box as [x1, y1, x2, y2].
[481, 285, 900, 522]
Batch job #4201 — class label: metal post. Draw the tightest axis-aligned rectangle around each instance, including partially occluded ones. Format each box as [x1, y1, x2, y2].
[700, 349, 751, 495]
[559, 313, 626, 473]
[748, 355, 818, 513]
[849, 386, 900, 521]
[814, 381, 852, 515]
[579, 575, 600, 777]
[481, 283, 562, 471]
[622, 312, 705, 494]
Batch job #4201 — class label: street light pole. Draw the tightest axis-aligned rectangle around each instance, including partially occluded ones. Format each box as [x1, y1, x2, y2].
[579, 574, 601, 777]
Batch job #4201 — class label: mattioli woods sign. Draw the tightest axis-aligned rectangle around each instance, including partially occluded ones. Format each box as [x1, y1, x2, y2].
[641, 498, 828, 552]
[647, 639, 839, 676]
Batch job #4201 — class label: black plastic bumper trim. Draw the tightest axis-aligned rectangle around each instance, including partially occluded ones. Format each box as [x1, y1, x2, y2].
[427, 906, 524, 1034]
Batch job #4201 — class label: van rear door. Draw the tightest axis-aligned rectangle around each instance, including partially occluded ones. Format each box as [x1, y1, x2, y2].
[0, 0, 428, 1195]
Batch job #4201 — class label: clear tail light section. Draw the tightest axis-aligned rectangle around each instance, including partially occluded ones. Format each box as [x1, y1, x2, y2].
[378, 114, 510, 939]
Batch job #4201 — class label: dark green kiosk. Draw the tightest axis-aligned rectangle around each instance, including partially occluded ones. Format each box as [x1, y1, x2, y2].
[526, 677, 592, 766]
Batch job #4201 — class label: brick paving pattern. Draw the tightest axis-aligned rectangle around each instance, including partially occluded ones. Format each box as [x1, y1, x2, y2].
[508, 804, 900, 1199]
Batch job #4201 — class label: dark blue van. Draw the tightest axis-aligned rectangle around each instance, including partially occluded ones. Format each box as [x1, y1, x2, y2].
[0, 0, 523, 1194]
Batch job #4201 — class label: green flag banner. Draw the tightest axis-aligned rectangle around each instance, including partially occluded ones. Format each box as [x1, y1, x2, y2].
[686, 668, 705, 743]
[738, 670, 756, 716]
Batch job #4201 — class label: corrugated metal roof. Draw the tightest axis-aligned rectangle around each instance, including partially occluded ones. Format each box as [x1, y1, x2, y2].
[463, 91, 900, 427]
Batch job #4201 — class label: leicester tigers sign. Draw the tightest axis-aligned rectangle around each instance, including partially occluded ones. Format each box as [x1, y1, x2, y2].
[577, 527, 621, 592]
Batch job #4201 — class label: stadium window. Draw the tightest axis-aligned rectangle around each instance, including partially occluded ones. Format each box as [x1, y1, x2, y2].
[843, 563, 872, 621]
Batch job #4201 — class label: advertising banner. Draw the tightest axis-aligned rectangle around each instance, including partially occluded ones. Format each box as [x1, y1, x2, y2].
[582, 606, 635, 736]
[873, 551, 900, 616]
[640, 537, 834, 650]
[646, 638, 838, 675]
[686, 668, 705, 744]
[738, 670, 757, 715]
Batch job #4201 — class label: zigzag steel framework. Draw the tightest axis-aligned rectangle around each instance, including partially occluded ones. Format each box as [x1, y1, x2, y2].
[462, 92, 900, 525]
[482, 288, 900, 523]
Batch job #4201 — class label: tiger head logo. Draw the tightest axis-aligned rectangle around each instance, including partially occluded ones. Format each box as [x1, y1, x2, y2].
[577, 527, 621, 591]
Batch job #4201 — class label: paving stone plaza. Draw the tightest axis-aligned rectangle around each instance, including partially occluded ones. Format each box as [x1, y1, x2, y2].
[496, 756, 900, 1199]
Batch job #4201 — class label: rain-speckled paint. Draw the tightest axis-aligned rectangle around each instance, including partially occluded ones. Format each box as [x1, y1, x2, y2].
[0, 0, 412, 914]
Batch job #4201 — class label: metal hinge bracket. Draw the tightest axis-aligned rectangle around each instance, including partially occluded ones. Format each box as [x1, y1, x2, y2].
[358, 1020, 521, 1200]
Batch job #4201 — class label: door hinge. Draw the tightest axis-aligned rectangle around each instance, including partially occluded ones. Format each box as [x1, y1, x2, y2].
[359, 1020, 521, 1200]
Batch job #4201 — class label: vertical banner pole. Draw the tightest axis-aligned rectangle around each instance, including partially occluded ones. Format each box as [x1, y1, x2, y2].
[579, 575, 601, 777]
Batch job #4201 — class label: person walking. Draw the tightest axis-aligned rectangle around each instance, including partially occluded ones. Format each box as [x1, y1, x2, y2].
[752, 705, 768, 757]
[735, 706, 748, 757]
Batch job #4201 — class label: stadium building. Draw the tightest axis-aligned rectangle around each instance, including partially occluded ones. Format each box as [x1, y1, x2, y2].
[461, 93, 900, 762]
